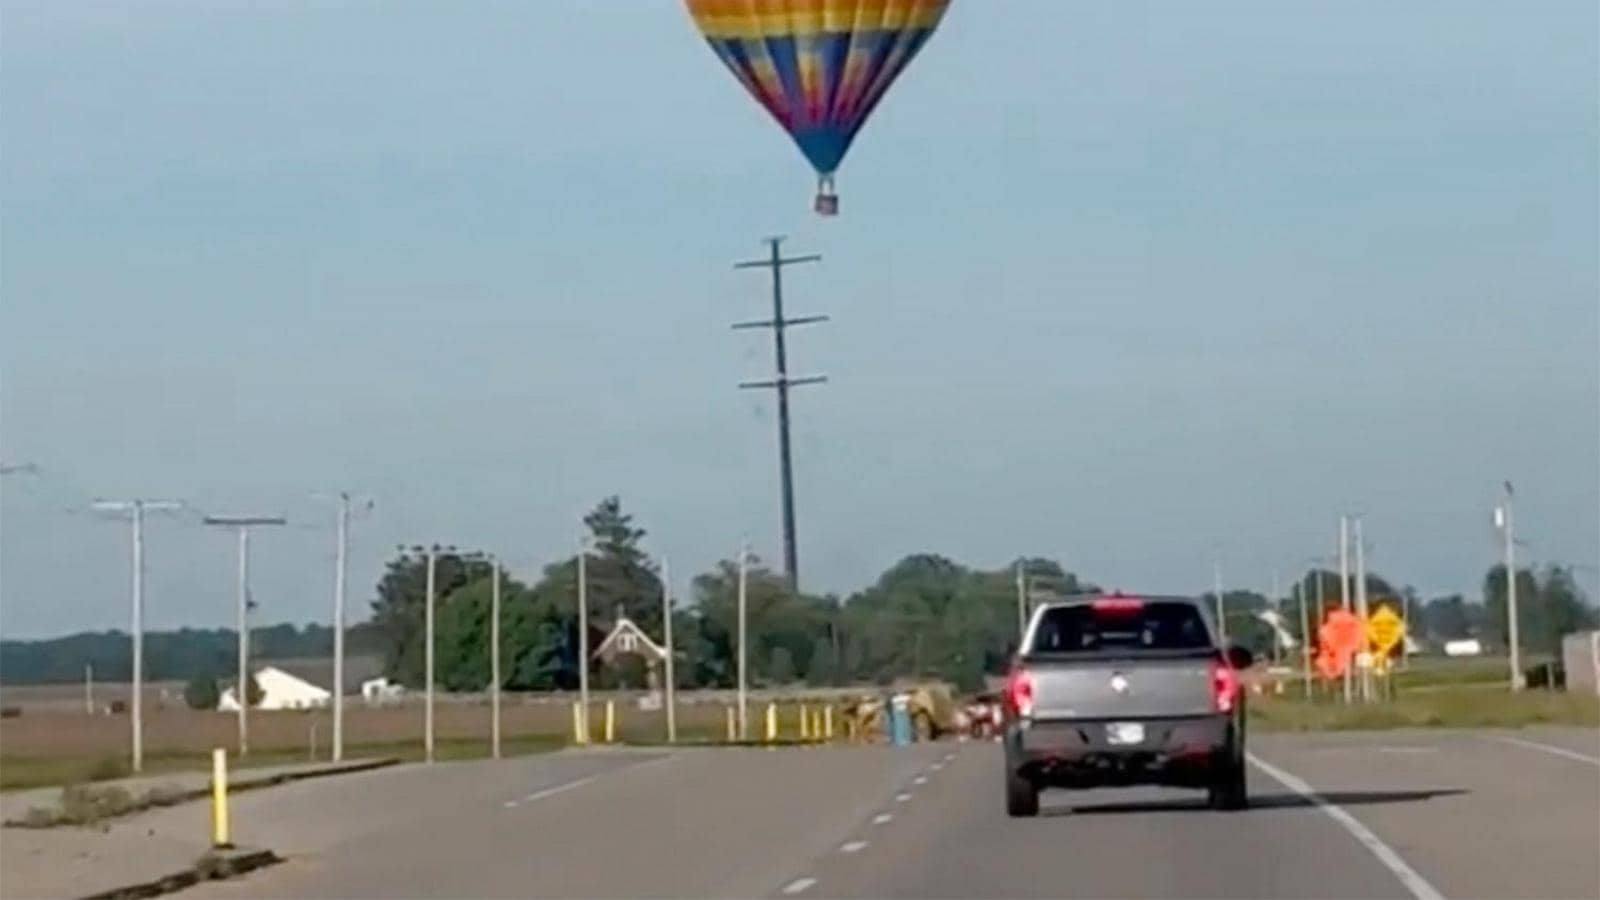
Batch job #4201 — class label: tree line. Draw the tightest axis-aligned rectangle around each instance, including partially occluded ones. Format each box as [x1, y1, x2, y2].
[364, 497, 1596, 694]
[0, 621, 385, 685]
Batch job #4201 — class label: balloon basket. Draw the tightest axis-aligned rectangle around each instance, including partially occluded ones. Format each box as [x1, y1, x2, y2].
[814, 191, 838, 216]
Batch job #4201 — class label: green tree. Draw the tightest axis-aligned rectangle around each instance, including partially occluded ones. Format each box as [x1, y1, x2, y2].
[767, 646, 796, 684]
[370, 550, 476, 687]
[183, 675, 219, 710]
[805, 634, 838, 685]
[1486, 564, 1599, 657]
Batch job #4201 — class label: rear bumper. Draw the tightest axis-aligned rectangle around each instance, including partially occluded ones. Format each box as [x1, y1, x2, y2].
[1006, 715, 1235, 788]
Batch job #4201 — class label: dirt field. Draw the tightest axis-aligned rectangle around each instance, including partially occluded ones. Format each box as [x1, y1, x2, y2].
[0, 692, 848, 789]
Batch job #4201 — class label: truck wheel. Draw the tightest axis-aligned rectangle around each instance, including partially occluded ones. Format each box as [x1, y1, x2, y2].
[1208, 759, 1248, 811]
[1005, 768, 1039, 817]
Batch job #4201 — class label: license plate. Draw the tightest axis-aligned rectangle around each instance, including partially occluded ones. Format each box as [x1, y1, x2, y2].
[1107, 722, 1145, 745]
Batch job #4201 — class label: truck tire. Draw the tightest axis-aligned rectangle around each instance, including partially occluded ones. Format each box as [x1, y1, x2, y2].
[1208, 757, 1248, 811]
[1005, 767, 1039, 817]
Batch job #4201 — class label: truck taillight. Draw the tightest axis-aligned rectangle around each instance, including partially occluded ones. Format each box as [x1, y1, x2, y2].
[1211, 659, 1239, 713]
[1005, 668, 1035, 719]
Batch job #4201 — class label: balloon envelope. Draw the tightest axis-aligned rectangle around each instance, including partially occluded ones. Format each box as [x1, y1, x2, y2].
[686, 0, 950, 209]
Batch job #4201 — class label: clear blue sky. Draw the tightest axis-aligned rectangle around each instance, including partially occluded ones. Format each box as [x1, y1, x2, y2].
[3, 1, 1596, 639]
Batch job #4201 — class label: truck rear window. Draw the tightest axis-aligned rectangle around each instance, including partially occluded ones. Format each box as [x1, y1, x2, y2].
[1030, 601, 1212, 653]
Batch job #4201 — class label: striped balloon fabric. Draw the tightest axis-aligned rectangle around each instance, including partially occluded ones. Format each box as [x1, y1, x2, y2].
[685, 0, 951, 214]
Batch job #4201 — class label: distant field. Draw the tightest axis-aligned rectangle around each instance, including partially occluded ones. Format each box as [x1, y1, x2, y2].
[0, 693, 844, 790]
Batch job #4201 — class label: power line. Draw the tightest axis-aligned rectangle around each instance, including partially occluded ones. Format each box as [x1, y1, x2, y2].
[732, 236, 828, 595]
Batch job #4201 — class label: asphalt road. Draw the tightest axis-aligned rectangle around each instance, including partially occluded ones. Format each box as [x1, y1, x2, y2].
[178, 727, 1598, 899]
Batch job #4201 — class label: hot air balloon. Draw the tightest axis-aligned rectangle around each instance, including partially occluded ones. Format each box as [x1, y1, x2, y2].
[685, 0, 951, 215]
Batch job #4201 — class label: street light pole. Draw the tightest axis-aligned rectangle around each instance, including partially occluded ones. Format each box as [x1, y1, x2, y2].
[425, 545, 437, 762]
[201, 515, 285, 756]
[332, 493, 349, 762]
[662, 556, 676, 743]
[1296, 579, 1312, 699]
[1498, 482, 1522, 691]
[92, 499, 182, 773]
[1213, 560, 1227, 644]
[736, 542, 749, 740]
[491, 558, 502, 759]
[1354, 517, 1372, 703]
[1015, 559, 1028, 639]
[577, 538, 591, 743]
[1339, 516, 1353, 704]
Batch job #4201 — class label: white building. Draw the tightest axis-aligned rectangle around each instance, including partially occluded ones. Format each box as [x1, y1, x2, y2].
[219, 665, 332, 711]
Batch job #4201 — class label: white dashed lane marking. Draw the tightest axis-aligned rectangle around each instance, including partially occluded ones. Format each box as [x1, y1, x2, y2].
[894, 792, 913, 803]
[782, 877, 817, 895]
[872, 813, 893, 825]
[839, 841, 868, 854]
[913, 775, 928, 785]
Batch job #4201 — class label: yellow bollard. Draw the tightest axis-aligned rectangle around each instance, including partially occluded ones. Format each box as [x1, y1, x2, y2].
[764, 702, 778, 743]
[798, 705, 811, 740]
[572, 701, 587, 745]
[604, 700, 616, 744]
[726, 706, 737, 742]
[823, 706, 834, 741]
[210, 748, 231, 848]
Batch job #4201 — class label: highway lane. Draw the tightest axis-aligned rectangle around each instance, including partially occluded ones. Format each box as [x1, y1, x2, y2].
[784, 729, 1600, 900]
[186, 744, 945, 899]
[175, 728, 1598, 899]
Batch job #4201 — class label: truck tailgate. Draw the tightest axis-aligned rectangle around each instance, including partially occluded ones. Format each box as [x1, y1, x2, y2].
[1026, 654, 1216, 720]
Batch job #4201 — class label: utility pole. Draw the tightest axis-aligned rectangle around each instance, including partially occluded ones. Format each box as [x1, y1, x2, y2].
[736, 542, 749, 740]
[491, 558, 502, 759]
[203, 515, 286, 755]
[1354, 517, 1372, 702]
[92, 499, 182, 773]
[1339, 516, 1353, 704]
[577, 537, 591, 742]
[1213, 560, 1227, 644]
[661, 556, 676, 743]
[1496, 482, 1522, 691]
[733, 237, 827, 594]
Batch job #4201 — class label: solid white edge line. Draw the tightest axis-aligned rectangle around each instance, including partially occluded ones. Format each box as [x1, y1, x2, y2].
[781, 877, 817, 895]
[839, 840, 868, 854]
[1247, 753, 1444, 900]
[1491, 735, 1600, 767]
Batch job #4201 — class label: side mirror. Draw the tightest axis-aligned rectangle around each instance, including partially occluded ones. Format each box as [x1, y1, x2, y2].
[1225, 645, 1254, 670]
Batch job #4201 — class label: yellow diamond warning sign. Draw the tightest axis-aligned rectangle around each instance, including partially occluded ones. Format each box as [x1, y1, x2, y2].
[1366, 606, 1405, 656]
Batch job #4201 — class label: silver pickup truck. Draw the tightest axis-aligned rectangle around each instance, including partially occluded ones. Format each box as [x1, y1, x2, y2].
[1001, 593, 1254, 816]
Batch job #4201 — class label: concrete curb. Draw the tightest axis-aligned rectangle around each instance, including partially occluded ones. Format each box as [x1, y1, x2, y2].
[79, 848, 282, 900]
[5, 757, 401, 829]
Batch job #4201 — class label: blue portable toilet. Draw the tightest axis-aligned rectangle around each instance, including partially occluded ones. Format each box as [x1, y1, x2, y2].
[888, 694, 913, 746]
